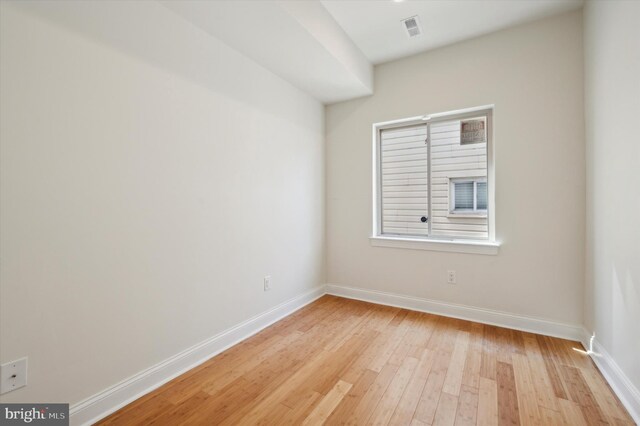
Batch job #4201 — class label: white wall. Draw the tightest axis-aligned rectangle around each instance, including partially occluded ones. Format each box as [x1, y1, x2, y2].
[326, 11, 585, 326]
[584, 0, 640, 399]
[0, 1, 324, 405]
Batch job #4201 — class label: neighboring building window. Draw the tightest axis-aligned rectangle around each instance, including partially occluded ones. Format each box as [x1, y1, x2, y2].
[450, 178, 487, 214]
[373, 107, 492, 241]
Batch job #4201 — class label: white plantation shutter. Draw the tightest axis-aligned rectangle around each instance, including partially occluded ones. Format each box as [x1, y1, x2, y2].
[380, 125, 429, 236]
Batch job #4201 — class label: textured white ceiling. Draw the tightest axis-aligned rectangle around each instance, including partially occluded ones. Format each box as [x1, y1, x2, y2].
[14, 0, 584, 105]
[161, 0, 373, 104]
[321, 0, 583, 64]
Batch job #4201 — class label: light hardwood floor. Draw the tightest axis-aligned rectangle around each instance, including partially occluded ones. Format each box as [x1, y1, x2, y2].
[98, 295, 634, 425]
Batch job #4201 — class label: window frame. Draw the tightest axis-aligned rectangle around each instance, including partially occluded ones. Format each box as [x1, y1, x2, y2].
[371, 105, 498, 254]
[449, 177, 488, 217]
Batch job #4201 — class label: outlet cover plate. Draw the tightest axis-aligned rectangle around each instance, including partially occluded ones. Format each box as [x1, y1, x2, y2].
[264, 275, 272, 291]
[1, 357, 27, 395]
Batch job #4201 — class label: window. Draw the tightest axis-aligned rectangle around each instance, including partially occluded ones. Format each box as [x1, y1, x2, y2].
[373, 106, 494, 244]
[450, 178, 487, 214]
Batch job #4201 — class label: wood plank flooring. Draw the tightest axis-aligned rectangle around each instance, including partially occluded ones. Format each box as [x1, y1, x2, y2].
[98, 295, 634, 425]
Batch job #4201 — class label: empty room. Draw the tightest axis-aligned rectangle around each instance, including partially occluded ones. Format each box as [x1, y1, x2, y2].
[1, 0, 638, 425]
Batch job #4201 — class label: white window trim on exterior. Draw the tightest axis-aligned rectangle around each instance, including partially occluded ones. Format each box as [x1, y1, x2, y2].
[371, 105, 499, 255]
[449, 177, 488, 217]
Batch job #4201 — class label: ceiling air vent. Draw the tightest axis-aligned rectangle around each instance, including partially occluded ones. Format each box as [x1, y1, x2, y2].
[401, 16, 422, 38]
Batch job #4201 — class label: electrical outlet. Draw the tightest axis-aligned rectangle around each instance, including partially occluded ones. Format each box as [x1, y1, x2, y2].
[264, 275, 271, 291]
[447, 270, 457, 284]
[0, 357, 27, 395]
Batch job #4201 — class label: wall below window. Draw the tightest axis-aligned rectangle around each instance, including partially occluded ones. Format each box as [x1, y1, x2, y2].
[0, 2, 324, 406]
[583, 0, 640, 415]
[326, 11, 585, 327]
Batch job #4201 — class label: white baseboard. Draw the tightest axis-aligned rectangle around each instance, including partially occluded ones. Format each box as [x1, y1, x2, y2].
[327, 284, 640, 422]
[68, 283, 639, 426]
[325, 284, 584, 341]
[69, 286, 325, 426]
[580, 329, 640, 424]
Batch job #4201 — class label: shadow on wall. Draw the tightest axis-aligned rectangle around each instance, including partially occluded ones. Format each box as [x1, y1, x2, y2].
[610, 265, 639, 352]
[7, 0, 316, 128]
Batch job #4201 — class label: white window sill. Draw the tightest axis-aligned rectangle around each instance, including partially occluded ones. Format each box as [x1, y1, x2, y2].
[447, 212, 487, 219]
[370, 236, 500, 255]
